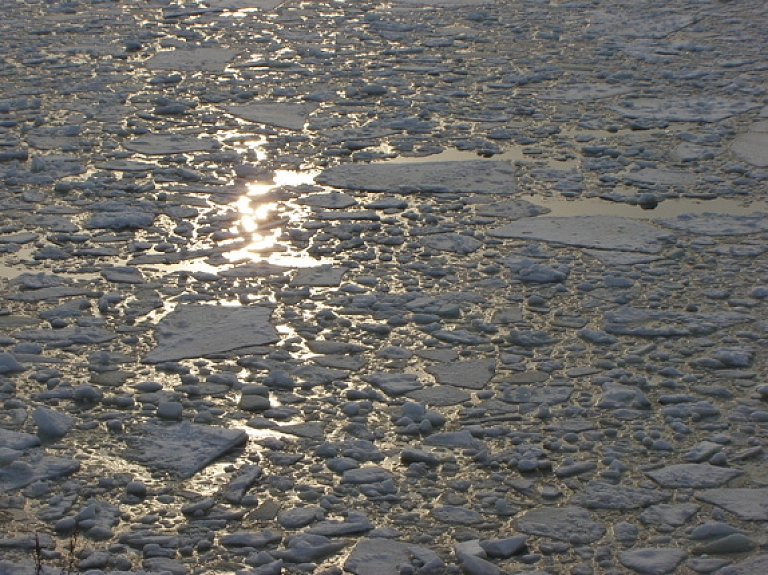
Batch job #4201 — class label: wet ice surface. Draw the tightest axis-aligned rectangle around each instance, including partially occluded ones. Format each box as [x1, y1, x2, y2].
[1, 0, 768, 573]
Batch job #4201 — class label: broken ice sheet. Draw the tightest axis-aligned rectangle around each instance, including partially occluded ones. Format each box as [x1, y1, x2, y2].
[316, 160, 516, 195]
[658, 212, 768, 236]
[474, 199, 550, 219]
[489, 215, 675, 253]
[426, 359, 495, 390]
[223, 102, 319, 131]
[588, 10, 699, 39]
[0, 453, 80, 492]
[142, 304, 279, 363]
[123, 133, 220, 155]
[144, 47, 240, 72]
[731, 122, 768, 167]
[290, 265, 348, 287]
[123, 422, 247, 478]
[541, 83, 634, 101]
[610, 97, 760, 123]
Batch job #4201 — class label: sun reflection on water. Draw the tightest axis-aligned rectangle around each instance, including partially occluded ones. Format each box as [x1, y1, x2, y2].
[225, 168, 326, 268]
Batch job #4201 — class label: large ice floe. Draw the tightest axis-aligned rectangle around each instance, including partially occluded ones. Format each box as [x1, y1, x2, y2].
[143, 304, 279, 363]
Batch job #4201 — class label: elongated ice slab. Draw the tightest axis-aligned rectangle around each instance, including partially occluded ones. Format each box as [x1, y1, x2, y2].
[223, 103, 318, 131]
[317, 160, 516, 195]
[489, 215, 675, 253]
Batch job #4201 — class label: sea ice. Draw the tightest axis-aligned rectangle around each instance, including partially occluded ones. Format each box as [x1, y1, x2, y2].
[695, 489, 768, 520]
[316, 160, 516, 195]
[731, 122, 768, 167]
[32, 407, 73, 440]
[610, 97, 760, 123]
[647, 464, 741, 488]
[0, 454, 80, 492]
[223, 102, 319, 131]
[618, 548, 687, 575]
[426, 359, 495, 389]
[124, 133, 220, 155]
[144, 47, 240, 72]
[123, 422, 247, 478]
[541, 83, 634, 101]
[513, 506, 605, 544]
[143, 304, 279, 363]
[658, 213, 768, 236]
[473, 199, 550, 219]
[489, 216, 675, 253]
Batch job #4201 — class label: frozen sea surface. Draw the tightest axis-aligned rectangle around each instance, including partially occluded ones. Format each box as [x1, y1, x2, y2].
[1, 0, 768, 573]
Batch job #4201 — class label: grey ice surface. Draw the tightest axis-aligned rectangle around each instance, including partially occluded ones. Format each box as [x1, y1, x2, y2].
[1, 0, 768, 573]
[489, 215, 676, 253]
[143, 304, 279, 363]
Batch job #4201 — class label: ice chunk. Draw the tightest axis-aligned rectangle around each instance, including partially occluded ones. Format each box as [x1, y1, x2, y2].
[124, 133, 220, 155]
[513, 506, 605, 544]
[658, 212, 768, 236]
[316, 160, 516, 195]
[490, 215, 674, 253]
[0, 454, 80, 492]
[610, 97, 760, 123]
[618, 548, 686, 575]
[474, 199, 550, 219]
[647, 464, 741, 488]
[420, 233, 482, 254]
[695, 488, 768, 520]
[732, 127, 768, 167]
[290, 265, 348, 287]
[143, 304, 278, 363]
[223, 102, 319, 131]
[431, 506, 483, 525]
[426, 359, 495, 390]
[0, 429, 41, 450]
[145, 48, 240, 72]
[0, 353, 25, 374]
[123, 422, 247, 478]
[32, 407, 73, 439]
[542, 83, 633, 101]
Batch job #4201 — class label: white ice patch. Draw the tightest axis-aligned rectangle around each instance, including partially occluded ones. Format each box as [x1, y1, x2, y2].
[143, 304, 279, 363]
[316, 160, 516, 195]
[123, 421, 247, 478]
[223, 102, 319, 131]
[144, 48, 240, 72]
[489, 215, 675, 253]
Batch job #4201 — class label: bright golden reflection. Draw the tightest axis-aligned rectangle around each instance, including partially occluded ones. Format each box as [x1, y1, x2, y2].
[224, 169, 328, 268]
